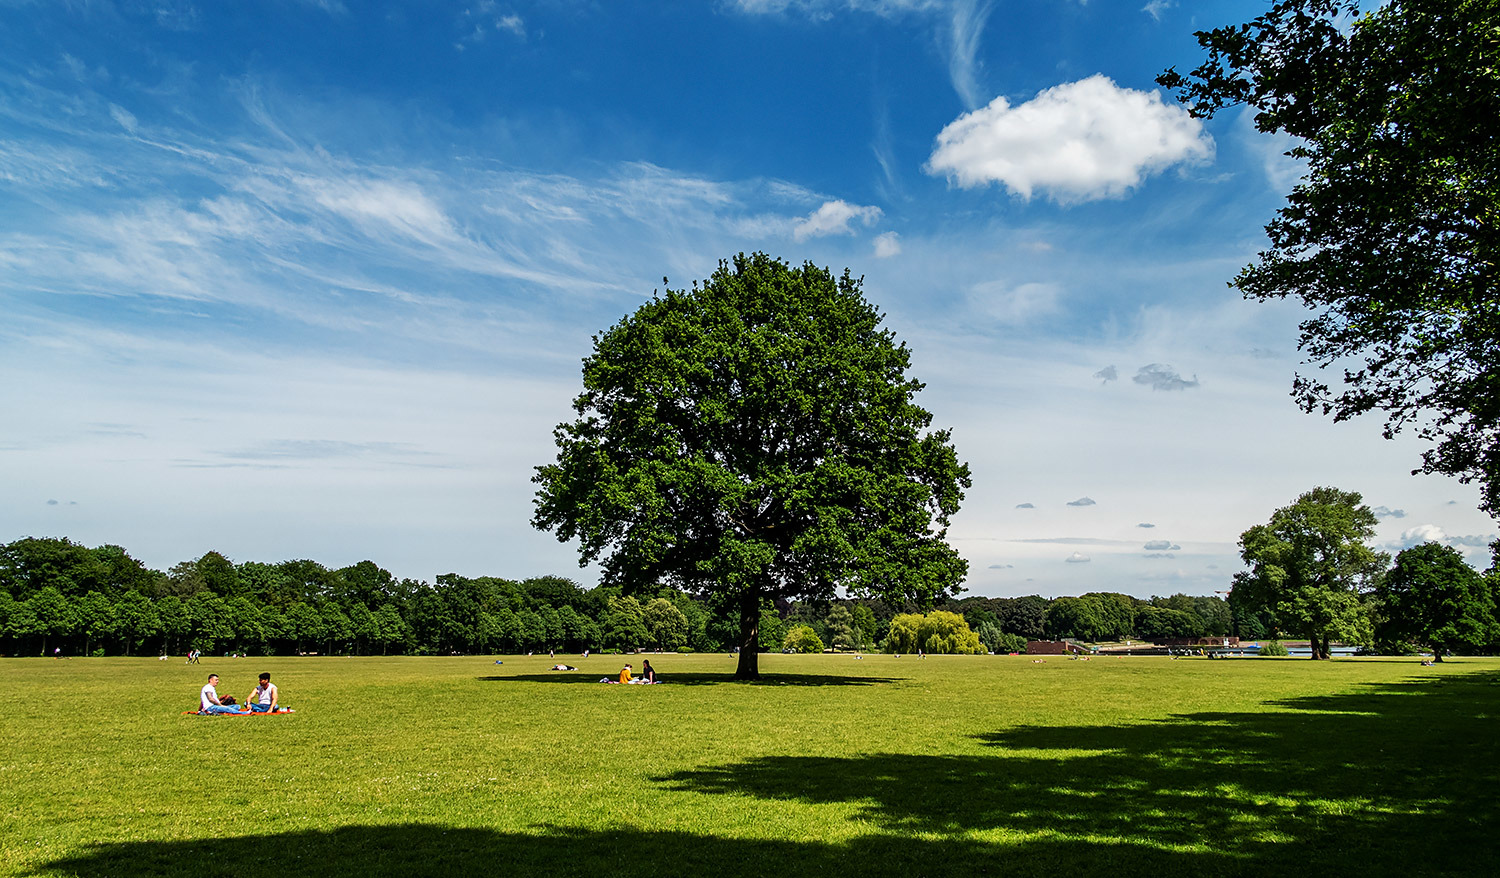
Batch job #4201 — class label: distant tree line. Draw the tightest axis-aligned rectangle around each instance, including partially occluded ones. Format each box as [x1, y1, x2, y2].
[0, 536, 1215, 658]
[4, 527, 1494, 658]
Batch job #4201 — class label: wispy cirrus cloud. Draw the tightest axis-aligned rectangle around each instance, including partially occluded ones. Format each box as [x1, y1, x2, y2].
[726, 0, 992, 106]
[1, 75, 890, 361]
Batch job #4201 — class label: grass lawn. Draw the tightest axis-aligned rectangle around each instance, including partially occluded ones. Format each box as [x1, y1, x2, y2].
[2, 653, 1496, 877]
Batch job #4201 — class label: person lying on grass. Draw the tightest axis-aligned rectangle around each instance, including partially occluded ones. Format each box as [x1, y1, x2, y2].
[199, 674, 249, 714]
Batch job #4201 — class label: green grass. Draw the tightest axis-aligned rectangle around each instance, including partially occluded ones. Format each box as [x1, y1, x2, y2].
[2, 653, 1496, 877]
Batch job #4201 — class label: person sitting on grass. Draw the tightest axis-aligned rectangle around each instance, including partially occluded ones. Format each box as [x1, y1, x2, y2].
[199, 674, 248, 714]
[641, 660, 656, 683]
[619, 663, 633, 684]
[247, 672, 291, 713]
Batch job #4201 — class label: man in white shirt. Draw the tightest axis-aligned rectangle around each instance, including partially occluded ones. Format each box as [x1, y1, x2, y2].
[199, 674, 246, 714]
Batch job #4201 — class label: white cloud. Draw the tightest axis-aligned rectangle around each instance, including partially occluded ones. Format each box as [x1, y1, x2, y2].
[109, 104, 138, 132]
[1094, 365, 1117, 384]
[1143, 540, 1181, 551]
[1399, 524, 1447, 546]
[1238, 108, 1307, 192]
[873, 231, 902, 258]
[792, 199, 883, 241]
[1066, 497, 1096, 507]
[967, 280, 1059, 325]
[726, 1, 986, 105]
[925, 74, 1212, 203]
[947, 0, 995, 110]
[1065, 552, 1091, 563]
[497, 14, 525, 37]
[1133, 363, 1199, 391]
[1142, 0, 1173, 21]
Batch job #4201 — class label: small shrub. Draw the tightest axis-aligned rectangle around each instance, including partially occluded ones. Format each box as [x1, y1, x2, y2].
[1260, 640, 1289, 657]
[783, 625, 824, 654]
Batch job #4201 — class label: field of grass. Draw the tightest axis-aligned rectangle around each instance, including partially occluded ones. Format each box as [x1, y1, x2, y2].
[2, 653, 1496, 877]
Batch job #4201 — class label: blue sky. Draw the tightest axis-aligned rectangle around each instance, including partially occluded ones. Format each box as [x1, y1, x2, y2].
[3, 0, 1494, 597]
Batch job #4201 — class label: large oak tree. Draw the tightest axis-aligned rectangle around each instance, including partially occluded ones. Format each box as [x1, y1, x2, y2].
[1234, 487, 1387, 658]
[1377, 541, 1495, 660]
[532, 253, 971, 678]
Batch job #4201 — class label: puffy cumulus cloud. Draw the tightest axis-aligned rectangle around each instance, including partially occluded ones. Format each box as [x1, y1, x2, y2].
[1143, 540, 1181, 551]
[46, 499, 59, 505]
[1133, 363, 1199, 391]
[1094, 365, 1117, 384]
[1137, 522, 1156, 528]
[925, 74, 1212, 204]
[1067, 497, 1096, 507]
[1398, 524, 1447, 547]
[792, 199, 882, 241]
[1372, 506, 1406, 519]
[873, 231, 902, 258]
[1015, 502, 1035, 509]
[1392, 526, 1496, 551]
[1065, 552, 1091, 563]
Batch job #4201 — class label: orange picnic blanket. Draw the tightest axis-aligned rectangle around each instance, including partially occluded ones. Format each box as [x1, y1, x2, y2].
[182, 709, 293, 716]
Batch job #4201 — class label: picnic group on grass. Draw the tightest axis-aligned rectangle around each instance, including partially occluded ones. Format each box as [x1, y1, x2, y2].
[197, 672, 294, 715]
[601, 659, 658, 684]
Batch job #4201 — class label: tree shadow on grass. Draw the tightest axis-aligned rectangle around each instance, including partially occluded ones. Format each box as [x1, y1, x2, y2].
[658, 670, 1500, 875]
[479, 672, 904, 686]
[33, 822, 1224, 878]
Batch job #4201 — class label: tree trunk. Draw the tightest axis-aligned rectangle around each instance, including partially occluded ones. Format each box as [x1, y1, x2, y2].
[735, 590, 761, 680]
[1431, 641, 1445, 662]
[1307, 629, 1323, 659]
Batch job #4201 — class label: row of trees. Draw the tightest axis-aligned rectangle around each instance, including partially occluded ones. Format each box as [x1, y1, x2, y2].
[2, 536, 1253, 658]
[8, 510, 1494, 659]
[1232, 487, 1500, 659]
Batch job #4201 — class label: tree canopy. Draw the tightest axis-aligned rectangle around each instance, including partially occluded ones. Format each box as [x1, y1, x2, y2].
[1377, 541, 1495, 659]
[532, 253, 971, 678]
[1234, 487, 1387, 658]
[1159, 0, 1500, 516]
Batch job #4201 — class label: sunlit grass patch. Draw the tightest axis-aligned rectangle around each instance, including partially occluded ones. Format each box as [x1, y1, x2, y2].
[1, 653, 1495, 876]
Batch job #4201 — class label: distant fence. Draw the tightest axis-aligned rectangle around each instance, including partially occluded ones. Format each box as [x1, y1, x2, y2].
[1026, 640, 1092, 656]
